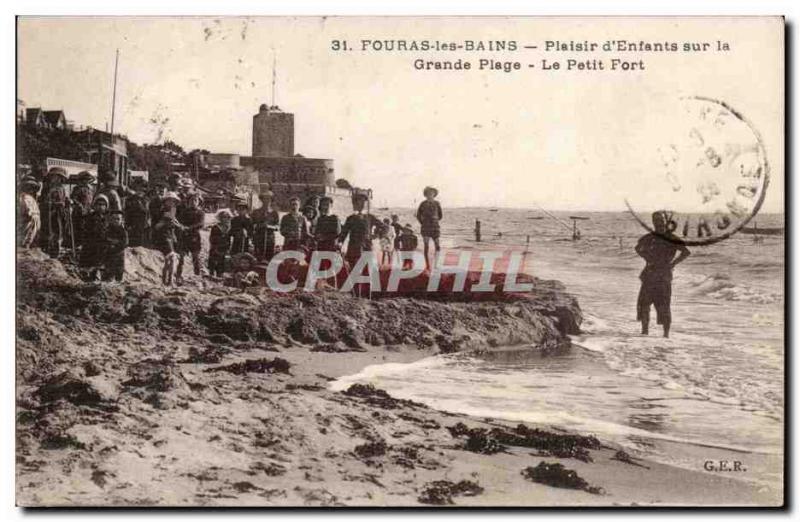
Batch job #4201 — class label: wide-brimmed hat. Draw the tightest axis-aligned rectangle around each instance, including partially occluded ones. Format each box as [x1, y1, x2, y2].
[351, 191, 369, 202]
[109, 209, 124, 216]
[76, 171, 95, 182]
[319, 196, 334, 205]
[20, 176, 41, 191]
[46, 167, 67, 180]
[288, 196, 301, 204]
[163, 191, 181, 204]
[423, 186, 438, 198]
[93, 194, 109, 207]
[216, 209, 233, 219]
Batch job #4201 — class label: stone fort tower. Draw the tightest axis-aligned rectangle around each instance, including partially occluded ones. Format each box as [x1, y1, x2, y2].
[252, 104, 294, 157]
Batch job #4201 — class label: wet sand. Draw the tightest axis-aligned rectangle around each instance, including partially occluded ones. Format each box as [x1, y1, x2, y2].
[15, 248, 781, 506]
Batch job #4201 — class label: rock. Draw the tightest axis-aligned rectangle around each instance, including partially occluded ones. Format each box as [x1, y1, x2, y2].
[83, 361, 102, 377]
[123, 358, 189, 393]
[36, 371, 113, 406]
[286, 318, 319, 344]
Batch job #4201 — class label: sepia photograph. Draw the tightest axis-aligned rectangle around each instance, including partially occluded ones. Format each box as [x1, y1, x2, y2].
[14, 15, 785, 507]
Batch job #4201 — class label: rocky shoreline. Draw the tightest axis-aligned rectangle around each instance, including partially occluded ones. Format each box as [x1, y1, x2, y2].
[15, 248, 777, 506]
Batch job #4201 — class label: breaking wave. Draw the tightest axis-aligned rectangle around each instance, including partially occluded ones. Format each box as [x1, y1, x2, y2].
[686, 273, 783, 305]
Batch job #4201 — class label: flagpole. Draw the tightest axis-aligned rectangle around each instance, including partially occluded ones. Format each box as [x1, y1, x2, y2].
[271, 53, 276, 107]
[110, 49, 119, 136]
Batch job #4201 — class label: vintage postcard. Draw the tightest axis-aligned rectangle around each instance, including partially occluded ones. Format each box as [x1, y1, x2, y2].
[15, 16, 784, 507]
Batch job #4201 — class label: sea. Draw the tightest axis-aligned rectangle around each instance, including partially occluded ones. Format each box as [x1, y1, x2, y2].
[332, 208, 785, 490]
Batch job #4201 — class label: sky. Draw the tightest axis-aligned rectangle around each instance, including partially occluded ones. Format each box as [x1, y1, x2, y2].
[17, 16, 784, 211]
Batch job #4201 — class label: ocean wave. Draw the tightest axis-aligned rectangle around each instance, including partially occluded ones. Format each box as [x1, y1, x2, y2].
[572, 330, 784, 421]
[685, 273, 783, 305]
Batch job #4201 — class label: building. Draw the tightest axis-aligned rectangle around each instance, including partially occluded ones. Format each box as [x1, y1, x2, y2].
[25, 108, 46, 127]
[45, 157, 98, 181]
[43, 111, 68, 130]
[242, 103, 370, 212]
[252, 105, 293, 158]
[203, 153, 241, 171]
[75, 128, 130, 188]
[25, 108, 68, 130]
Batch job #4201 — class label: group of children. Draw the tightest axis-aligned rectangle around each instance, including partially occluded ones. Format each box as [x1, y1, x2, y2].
[18, 168, 130, 281]
[205, 185, 443, 279]
[20, 168, 445, 286]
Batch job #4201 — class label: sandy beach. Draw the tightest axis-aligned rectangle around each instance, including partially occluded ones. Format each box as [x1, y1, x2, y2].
[14, 247, 780, 507]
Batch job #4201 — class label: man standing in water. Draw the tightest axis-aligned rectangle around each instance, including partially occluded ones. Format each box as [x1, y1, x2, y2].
[635, 211, 690, 338]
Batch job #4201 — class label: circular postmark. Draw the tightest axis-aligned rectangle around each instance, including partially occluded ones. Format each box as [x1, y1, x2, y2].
[625, 96, 770, 246]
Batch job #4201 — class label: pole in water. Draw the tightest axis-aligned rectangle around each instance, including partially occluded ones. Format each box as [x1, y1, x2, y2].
[475, 219, 482, 242]
[525, 234, 530, 253]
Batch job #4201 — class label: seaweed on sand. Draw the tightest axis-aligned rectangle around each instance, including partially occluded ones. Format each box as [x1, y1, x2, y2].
[446, 423, 506, 454]
[341, 383, 424, 410]
[418, 480, 484, 505]
[204, 357, 291, 375]
[611, 449, 650, 469]
[353, 440, 388, 459]
[448, 422, 600, 462]
[521, 462, 604, 494]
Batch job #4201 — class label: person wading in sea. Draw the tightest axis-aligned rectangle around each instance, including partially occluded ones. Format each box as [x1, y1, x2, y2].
[635, 211, 690, 338]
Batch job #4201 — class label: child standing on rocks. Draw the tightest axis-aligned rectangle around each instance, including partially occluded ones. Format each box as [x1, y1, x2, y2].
[177, 192, 205, 283]
[208, 209, 233, 278]
[416, 186, 443, 271]
[230, 200, 253, 255]
[280, 197, 309, 252]
[81, 194, 110, 281]
[18, 176, 41, 249]
[103, 210, 129, 282]
[398, 224, 419, 269]
[379, 217, 395, 267]
[153, 192, 185, 286]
